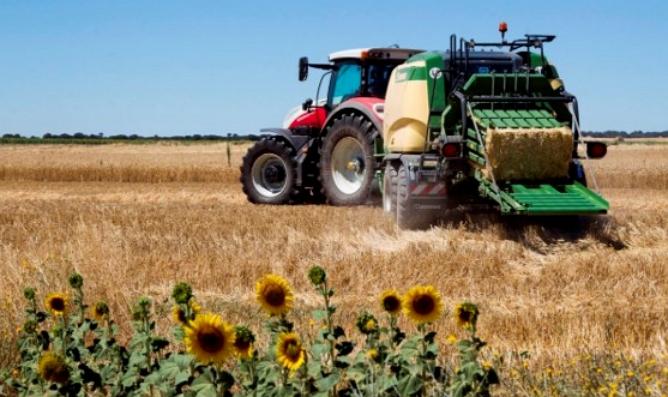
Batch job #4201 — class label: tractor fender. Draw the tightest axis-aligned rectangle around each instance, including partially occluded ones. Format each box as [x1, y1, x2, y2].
[259, 128, 311, 152]
[321, 98, 384, 139]
[258, 128, 315, 186]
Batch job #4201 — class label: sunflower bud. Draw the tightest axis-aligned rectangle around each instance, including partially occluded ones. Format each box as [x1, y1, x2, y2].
[23, 319, 37, 334]
[355, 312, 378, 335]
[233, 325, 255, 358]
[68, 272, 84, 289]
[171, 282, 193, 305]
[308, 266, 327, 286]
[23, 287, 36, 301]
[132, 296, 151, 321]
[454, 302, 479, 330]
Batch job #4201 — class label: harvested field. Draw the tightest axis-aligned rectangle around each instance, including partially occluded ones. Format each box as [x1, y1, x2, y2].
[0, 141, 667, 392]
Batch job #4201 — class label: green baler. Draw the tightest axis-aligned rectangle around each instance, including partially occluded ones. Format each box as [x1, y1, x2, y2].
[381, 33, 609, 229]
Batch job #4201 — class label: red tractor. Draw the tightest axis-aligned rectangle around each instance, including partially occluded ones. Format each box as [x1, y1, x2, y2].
[240, 47, 422, 205]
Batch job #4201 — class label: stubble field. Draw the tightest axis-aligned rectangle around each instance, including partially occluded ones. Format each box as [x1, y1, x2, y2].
[1, 142, 667, 393]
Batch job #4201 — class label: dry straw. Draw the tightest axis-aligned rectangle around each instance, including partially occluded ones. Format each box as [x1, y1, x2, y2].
[484, 126, 573, 181]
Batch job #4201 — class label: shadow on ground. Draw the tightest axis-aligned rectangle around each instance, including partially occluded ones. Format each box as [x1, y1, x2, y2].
[434, 210, 627, 253]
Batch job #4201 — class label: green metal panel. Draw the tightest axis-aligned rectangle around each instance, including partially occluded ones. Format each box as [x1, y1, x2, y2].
[507, 182, 609, 215]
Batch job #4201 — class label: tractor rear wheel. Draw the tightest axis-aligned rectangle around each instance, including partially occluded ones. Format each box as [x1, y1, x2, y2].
[382, 163, 397, 215]
[319, 114, 376, 205]
[397, 164, 435, 230]
[240, 138, 298, 204]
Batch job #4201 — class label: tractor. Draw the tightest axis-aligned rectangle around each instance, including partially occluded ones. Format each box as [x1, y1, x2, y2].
[241, 24, 610, 230]
[380, 25, 610, 228]
[240, 47, 422, 205]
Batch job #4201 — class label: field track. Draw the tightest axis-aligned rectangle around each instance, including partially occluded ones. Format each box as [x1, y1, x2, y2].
[1, 142, 666, 372]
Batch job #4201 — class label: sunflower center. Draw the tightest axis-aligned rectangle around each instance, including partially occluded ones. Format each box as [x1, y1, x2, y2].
[383, 296, 400, 312]
[459, 310, 472, 323]
[264, 285, 286, 307]
[412, 295, 435, 315]
[284, 340, 300, 359]
[234, 339, 250, 351]
[197, 327, 225, 353]
[50, 298, 65, 311]
[176, 309, 187, 323]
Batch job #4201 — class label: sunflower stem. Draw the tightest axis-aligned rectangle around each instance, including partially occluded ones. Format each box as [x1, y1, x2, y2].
[319, 280, 338, 396]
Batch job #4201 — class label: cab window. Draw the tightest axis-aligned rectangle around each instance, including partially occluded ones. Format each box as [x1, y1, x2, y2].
[330, 63, 361, 106]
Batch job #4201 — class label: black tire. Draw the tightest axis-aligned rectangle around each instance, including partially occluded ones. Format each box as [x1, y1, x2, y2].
[319, 114, 376, 206]
[240, 138, 298, 204]
[397, 164, 435, 230]
[382, 163, 397, 216]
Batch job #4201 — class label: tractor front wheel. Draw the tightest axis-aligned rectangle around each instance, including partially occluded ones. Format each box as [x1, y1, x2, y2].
[240, 138, 298, 204]
[319, 114, 376, 205]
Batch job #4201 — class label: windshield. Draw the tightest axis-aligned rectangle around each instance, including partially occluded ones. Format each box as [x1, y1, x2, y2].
[330, 62, 361, 106]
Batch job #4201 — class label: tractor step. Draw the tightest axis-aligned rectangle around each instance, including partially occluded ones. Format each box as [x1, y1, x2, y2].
[506, 182, 608, 215]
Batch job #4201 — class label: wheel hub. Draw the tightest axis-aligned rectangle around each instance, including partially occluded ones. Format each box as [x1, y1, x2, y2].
[331, 137, 366, 195]
[251, 153, 289, 198]
[346, 159, 362, 173]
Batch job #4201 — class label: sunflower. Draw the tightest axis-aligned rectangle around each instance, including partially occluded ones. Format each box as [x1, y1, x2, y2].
[184, 313, 235, 365]
[44, 293, 68, 316]
[454, 302, 479, 330]
[355, 312, 378, 335]
[379, 289, 402, 315]
[91, 302, 109, 322]
[255, 274, 294, 316]
[276, 332, 305, 371]
[38, 352, 70, 384]
[172, 305, 188, 325]
[402, 285, 443, 325]
[233, 325, 255, 359]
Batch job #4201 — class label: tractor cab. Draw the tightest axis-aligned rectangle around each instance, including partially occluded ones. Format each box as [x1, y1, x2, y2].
[288, 48, 422, 132]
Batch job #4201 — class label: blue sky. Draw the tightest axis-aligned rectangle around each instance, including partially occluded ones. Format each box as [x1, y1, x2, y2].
[0, 0, 666, 135]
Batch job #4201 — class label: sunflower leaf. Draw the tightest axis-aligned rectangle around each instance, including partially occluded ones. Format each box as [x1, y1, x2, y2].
[398, 374, 423, 396]
[312, 309, 327, 321]
[314, 372, 340, 391]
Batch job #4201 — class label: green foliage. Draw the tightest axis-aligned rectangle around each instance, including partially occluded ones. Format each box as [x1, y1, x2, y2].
[2, 269, 500, 396]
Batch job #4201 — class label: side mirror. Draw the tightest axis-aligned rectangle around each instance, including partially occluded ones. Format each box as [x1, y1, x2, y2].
[299, 57, 309, 81]
[301, 98, 313, 111]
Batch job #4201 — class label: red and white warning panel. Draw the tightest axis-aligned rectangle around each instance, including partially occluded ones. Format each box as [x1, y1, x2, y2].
[409, 182, 447, 197]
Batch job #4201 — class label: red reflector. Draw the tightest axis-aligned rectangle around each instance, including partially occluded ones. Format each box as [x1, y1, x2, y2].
[586, 142, 607, 159]
[442, 143, 460, 157]
[499, 22, 508, 33]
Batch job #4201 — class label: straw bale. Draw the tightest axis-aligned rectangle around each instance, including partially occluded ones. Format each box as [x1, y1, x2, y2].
[483, 126, 573, 181]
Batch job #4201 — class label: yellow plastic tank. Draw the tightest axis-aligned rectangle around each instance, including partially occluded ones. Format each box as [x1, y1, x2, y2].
[382, 61, 430, 153]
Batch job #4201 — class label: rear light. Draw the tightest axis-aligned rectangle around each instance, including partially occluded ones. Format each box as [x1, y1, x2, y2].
[586, 142, 607, 159]
[442, 143, 461, 157]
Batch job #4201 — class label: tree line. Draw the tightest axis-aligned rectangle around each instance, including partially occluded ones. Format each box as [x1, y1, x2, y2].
[1, 130, 667, 142]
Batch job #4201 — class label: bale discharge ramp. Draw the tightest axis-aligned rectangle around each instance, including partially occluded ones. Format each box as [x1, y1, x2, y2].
[463, 74, 609, 215]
